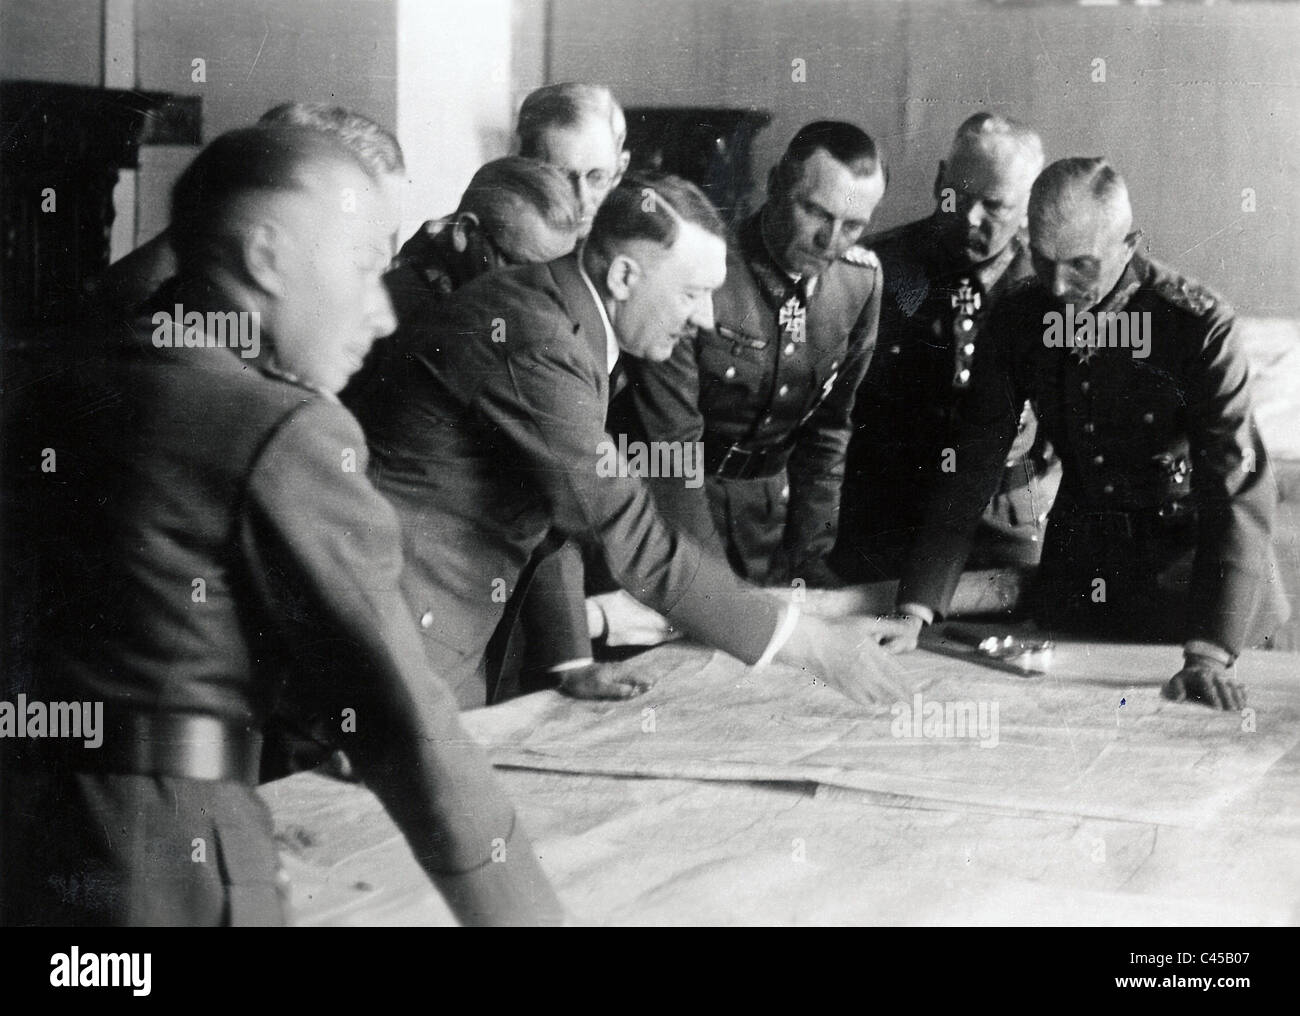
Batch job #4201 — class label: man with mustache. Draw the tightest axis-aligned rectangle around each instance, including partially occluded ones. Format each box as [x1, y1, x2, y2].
[349, 172, 915, 707]
[833, 113, 1058, 585]
[891, 156, 1286, 710]
[610, 122, 888, 588]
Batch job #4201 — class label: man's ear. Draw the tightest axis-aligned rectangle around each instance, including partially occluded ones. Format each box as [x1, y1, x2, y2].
[450, 211, 480, 254]
[604, 252, 642, 302]
[1123, 228, 1143, 254]
[243, 221, 286, 297]
[617, 148, 631, 177]
[932, 161, 947, 203]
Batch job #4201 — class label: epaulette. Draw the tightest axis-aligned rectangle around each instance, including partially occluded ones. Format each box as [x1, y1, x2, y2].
[839, 245, 880, 269]
[1149, 265, 1222, 317]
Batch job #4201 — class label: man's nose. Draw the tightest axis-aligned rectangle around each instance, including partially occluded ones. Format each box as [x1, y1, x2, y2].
[574, 177, 597, 216]
[965, 201, 987, 230]
[370, 283, 398, 340]
[688, 293, 716, 334]
[1049, 269, 1073, 301]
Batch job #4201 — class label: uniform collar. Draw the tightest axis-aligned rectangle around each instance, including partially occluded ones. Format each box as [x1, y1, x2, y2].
[740, 213, 819, 303]
[1092, 253, 1147, 317]
[917, 214, 1029, 295]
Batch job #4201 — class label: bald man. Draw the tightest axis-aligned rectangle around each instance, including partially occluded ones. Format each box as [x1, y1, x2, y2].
[835, 113, 1060, 585]
[892, 157, 1285, 711]
[2, 127, 560, 925]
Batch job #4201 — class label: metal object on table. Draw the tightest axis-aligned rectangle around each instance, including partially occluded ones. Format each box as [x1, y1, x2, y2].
[918, 626, 1054, 677]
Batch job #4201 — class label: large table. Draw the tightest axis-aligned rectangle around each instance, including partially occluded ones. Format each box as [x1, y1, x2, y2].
[263, 614, 1300, 926]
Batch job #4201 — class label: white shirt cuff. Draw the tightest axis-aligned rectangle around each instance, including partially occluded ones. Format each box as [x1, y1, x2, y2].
[896, 602, 934, 625]
[755, 601, 801, 668]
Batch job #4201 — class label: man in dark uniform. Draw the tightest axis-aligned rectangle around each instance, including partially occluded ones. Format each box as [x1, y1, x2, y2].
[891, 157, 1287, 710]
[612, 122, 887, 587]
[1, 128, 561, 925]
[833, 113, 1058, 584]
[349, 173, 916, 708]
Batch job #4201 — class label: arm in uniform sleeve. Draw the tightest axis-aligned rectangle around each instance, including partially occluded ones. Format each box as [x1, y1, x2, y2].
[895, 304, 1025, 617]
[475, 323, 782, 663]
[241, 397, 562, 926]
[782, 267, 881, 577]
[1183, 308, 1276, 656]
[614, 334, 724, 551]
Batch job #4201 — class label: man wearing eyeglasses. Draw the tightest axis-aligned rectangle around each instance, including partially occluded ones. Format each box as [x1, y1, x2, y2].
[832, 113, 1058, 586]
[516, 83, 630, 239]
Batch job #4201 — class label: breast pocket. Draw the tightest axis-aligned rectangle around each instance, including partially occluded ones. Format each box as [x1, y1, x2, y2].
[698, 325, 770, 407]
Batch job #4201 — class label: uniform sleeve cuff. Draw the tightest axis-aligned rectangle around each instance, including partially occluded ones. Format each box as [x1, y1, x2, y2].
[896, 602, 935, 625]
[1184, 639, 1234, 666]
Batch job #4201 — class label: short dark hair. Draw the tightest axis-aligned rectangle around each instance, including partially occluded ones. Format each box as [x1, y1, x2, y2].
[587, 171, 725, 260]
[1030, 156, 1129, 223]
[258, 102, 406, 175]
[170, 126, 373, 273]
[458, 157, 579, 235]
[775, 120, 883, 191]
[516, 83, 626, 156]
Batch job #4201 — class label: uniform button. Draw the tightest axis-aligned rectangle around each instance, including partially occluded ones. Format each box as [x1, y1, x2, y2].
[763, 415, 774, 425]
[963, 343, 975, 355]
[1143, 412, 1155, 424]
[831, 360, 840, 370]
[778, 384, 789, 397]
[1093, 455, 1104, 466]
[889, 346, 900, 355]
[780, 485, 790, 500]
[1083, 422, 1095, 434]
[784, 343, 796, 356]
[724, 366, 736, 379]
[1103, 484, 1115, 495]
[419, 611, 434, 629]
[1080, 381, 1090, 394]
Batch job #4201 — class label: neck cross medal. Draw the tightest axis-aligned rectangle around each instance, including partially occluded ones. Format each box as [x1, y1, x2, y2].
[950, 280, 981, 389]
[778, 291, 807, 343]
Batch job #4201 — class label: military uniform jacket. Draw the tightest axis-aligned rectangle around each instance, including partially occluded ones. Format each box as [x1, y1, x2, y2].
[850, 216, 1038, 482]
[3, 302, 553, 920]
[616, 213, 882, 574]
[897, 253, 1276, 655]
[352, 252, 783, 707]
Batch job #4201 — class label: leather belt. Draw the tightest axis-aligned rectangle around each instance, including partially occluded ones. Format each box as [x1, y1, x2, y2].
[13, 710, 263, 786]
[704, 438, 791, 480]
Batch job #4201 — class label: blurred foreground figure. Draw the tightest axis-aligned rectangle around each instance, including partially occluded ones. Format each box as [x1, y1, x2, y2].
[893, 157, 1287, 711]
[1, 127, 561, 926]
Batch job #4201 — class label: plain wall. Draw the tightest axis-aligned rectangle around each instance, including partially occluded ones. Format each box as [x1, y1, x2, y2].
[0, 0, 104, 85]
[550, 0, 1300, 316]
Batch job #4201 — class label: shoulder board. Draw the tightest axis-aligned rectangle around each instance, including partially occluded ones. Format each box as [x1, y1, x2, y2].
[839, 245, 879, 269]
[1149, 266, 1222, 317]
